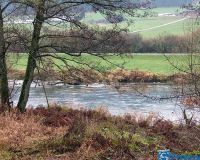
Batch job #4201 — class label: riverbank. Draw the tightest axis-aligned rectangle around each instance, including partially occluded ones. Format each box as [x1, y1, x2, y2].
[0, 106, 199, 160]
[8, 69, 185, 85]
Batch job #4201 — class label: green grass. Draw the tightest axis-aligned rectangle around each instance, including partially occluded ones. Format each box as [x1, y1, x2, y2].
[15, 7, 196, 39]
[126, 17, 193, 38]
[83, 16, 191, 38]
[82, 7, 195, 38]
[8, 53, 191, 75]
[152, 7, 181, 14]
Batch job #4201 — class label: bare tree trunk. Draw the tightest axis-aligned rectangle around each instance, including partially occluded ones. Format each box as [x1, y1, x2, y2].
[0, 6, 10, 111]
[17, 6, 44, 112]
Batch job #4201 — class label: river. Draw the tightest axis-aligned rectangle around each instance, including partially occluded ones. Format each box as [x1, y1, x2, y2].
[10, 81, 200, 122]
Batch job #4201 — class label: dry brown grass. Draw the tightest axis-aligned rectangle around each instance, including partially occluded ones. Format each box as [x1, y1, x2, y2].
[0, 110, 66, 152]
[9, 69, 168, 84]
[8, 70, 25, 79]
[0, 107, 199, 159]
[106, 69, 167, 83]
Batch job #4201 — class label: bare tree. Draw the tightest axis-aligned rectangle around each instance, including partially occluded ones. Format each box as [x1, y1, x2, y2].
[16, 0, 151, 112]
[163, 10, 200, 125]
[0, 3, 9, 111]
[0, 0, 20, 111]
[0, 0, 34, 112]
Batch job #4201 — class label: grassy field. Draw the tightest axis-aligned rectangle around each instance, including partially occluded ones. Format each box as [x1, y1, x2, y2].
[19, 16, 192, 39]
[15, 7, 196, 39]
[82, 7, 194, 38]
[86, 16, 191, 38]
[9, 53, 191, 75]
[152, 7, 181, 14]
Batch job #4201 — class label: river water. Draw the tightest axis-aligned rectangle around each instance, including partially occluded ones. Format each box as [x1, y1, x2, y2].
[10, 81, 200, 122]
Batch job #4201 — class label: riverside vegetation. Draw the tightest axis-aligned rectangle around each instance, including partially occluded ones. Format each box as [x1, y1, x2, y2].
[8, 54, 192, 84]
[0, 1, 200, 159]
[0, 106, 199, 160]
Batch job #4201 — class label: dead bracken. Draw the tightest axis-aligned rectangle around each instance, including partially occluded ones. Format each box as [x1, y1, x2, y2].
[0, 106, 199, 160]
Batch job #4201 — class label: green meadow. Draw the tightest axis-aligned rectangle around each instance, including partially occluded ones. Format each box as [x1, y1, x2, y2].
[9, 8, 196, 75]
[9, 53, 191, 75]
[82, 7, 194, 38]
[84, 16, 191, 38]
[152, 7, 181, 13]
[15, 7, 197, 39]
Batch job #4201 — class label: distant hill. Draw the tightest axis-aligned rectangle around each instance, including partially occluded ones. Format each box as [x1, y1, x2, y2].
[154, 0, 192, 7]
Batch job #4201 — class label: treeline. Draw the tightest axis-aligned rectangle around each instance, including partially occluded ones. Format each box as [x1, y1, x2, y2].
[7, 28, 198, 53]
[122, 33, 191, 53]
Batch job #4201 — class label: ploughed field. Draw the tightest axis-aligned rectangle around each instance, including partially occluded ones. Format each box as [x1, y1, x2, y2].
[9, 53, 195, 75]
